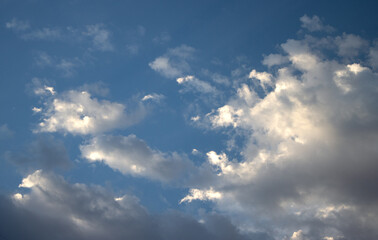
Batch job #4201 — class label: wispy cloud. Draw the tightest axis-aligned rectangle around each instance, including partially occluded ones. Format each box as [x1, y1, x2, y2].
[84, 24, 114, 51]
[300, 15, 335, 32]
[149, 45, 195, 78]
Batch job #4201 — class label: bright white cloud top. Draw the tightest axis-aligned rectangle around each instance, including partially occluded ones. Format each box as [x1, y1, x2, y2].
[35, 90, 145, 135]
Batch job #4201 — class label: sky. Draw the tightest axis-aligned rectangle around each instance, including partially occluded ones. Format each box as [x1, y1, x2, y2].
[1, 0, 378, 239]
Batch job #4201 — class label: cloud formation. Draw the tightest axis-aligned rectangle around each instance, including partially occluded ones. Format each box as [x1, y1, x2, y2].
[149, 45, 195, 78]
[177, 75, 217, 94]
[185, 18, 378, 240]
[80, 134, 195, 182]
[0, 170, 262, 240]
[299, 15, 334, 32]
[35, 89, 145, 135]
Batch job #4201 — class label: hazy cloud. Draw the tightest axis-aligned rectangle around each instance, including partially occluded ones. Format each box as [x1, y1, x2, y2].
[149, 45, 195, 78]
[5, 135, 71, 170]
[300, 15, 334, 32]
[80, 134, 195, 182]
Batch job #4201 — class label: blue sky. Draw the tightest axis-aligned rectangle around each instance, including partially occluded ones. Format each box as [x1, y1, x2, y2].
[1, 1, 378, 239]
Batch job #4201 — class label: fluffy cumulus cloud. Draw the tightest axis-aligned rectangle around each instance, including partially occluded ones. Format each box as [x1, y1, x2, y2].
[182, 17, 378, 240]
[149, 45, 195, 78]
[35, 89, 145, 135]
[0, 170, 262, 240]
[80, 134, 195, 182]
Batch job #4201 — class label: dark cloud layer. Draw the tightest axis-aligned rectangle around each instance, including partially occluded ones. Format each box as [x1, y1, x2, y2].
[0, 170, 268, 240]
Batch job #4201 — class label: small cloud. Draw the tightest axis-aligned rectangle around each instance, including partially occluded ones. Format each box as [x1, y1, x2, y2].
[35, 89, 145, 135]
[22, 27, 62, 40]
[137, 25, 146, 36]
[149, 45, 195, 79]
[141, 93, 165, 102]
[191, 115, 200, 122]
[29, 78, 56, 96]
[5, 18, 30, 31]
[32, 107, 42, 113]
[177, 75, 217, 94]
[80, 134, 195, 182]
[78, 82, 110, 97]
[180, 188, 222, 204]
[126, 44, 139, 55]
[192, 148, 200, 155]
[262, 53, 289, 67]
[153, 31, 171, 44]
[300, 15, 334, 32]
[0, 124, 13, 140]
[84, 24, 114, 51]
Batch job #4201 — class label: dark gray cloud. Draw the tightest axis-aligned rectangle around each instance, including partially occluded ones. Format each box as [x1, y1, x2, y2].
[0, 170, 267, 240]
[5, 135, 71, 170]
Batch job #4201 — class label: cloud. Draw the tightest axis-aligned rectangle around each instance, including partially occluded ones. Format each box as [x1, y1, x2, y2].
[28, 77, 56, 96]
[262, 54, 289, 67]
[141, 93, 165, 102]
[6, 20, 114, 52]
[22, 27, 62, 40]
[185, 17, 378, 240]
[35, 52, 81, 77]
[149, 45, 195, 78]
[176, 75, 217, 94]
[180, 188, 222, 204]
[0, 124, 13, 140]
[300, 15, 334, 32]
[84, 24, 114, 51]
[5, 18, 30, 31]
[335, 33, 369, 58]
[153, 31, 171, 44]
[5, 135, 71, 170]
[80, 134, 195, 182]
[0, 170, 261, 240]
[35, 89, 145, 135]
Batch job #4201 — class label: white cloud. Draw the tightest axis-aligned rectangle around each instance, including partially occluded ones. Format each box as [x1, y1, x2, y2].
[180, 188, 222, 204]
[184, 17, 378, 240]
[290, 230, 308, 240]
[300, 15, 334, 32]
[149, 57, 183, 78]
[30, 78, 56, 96]
[80, 134, 194, 182]
[176, 75, 217, 94]
[249, 69, 273, 86]
[141, 93, 165, 102]
[262, 54, 289, 67]
[149, 45, 195, 78]
[36, 90, 144, 135]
